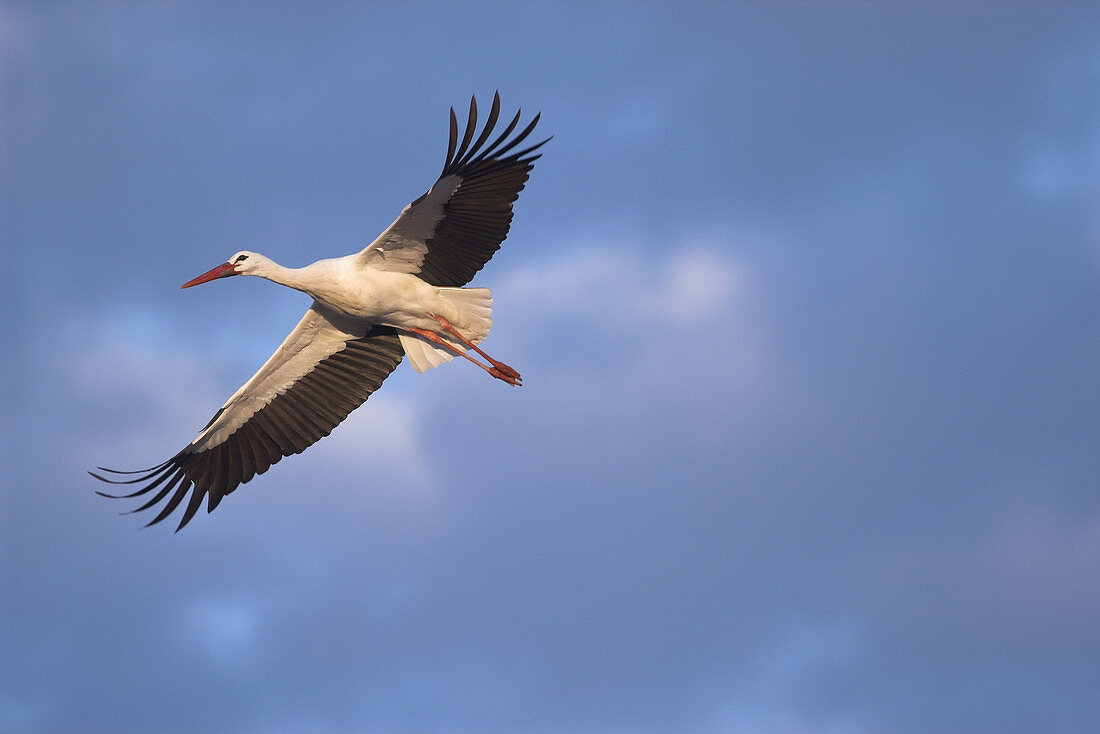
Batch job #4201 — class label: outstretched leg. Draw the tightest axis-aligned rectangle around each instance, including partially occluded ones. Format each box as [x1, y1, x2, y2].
[429, 314, 522, 383]
[409, 326, 522, 386]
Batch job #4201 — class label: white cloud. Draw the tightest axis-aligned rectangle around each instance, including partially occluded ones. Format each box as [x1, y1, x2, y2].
[178, 596, 264, 676]
[864, 500, 1100, 658]
[973, 505, 1100, 626]
[662, 248, 744, 323]
[494, 232, 774, 397]
[756, 620, 868, 686]
[71, 322, 227, 465]
[1017, 43, 1100, 205]
[698, 620, 869, 734]
[307, 391, 439, 505]
[497, 234, 755, 329]
[0, 4, 32, 75]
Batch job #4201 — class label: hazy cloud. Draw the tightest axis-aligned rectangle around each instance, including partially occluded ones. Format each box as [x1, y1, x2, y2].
[4, 4, 1100, 734]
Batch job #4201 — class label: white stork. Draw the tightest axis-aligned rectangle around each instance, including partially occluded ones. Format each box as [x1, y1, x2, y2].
[92, 93, 547, 531]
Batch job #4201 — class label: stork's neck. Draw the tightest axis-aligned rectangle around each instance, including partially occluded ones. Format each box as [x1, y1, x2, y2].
[258, 261, 306, 290]
[249, 258, 330, 298]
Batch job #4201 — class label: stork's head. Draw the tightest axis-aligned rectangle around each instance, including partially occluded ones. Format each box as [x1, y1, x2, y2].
[180, 251, 266, 288]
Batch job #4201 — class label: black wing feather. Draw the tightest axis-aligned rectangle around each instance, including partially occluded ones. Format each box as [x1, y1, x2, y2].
[416, 92, 549, 287]
[93, 327, 404, 531]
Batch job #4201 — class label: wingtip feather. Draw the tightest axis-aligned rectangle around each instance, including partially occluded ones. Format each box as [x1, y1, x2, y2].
[444, 107, 459, 173]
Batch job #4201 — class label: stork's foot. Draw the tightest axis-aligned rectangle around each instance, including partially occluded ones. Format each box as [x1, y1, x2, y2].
[426, 314, 523, 386]
[490, 363, 522, 386]
[409, 326, 523, 386]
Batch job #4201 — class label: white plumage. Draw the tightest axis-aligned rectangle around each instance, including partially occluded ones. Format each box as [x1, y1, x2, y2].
[92, 93, 547, 530]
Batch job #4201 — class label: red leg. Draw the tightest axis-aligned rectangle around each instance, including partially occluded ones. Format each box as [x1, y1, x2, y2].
[409, 327, 521, 386]
[429, 314, 522, 383]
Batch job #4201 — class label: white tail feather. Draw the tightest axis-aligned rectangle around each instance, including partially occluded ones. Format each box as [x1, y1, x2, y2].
[399, 287, 493, 373]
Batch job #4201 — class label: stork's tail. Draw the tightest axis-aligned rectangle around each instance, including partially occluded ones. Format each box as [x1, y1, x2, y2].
[399, 287, 493, 373]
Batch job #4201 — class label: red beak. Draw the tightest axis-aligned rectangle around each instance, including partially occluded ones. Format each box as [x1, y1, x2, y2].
[180, 262, 238, 289]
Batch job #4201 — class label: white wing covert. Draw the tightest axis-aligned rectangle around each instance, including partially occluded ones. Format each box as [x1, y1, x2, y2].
[93, 303, 404, 531]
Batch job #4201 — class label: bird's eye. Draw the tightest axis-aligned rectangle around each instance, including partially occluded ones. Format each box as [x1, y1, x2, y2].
[235, 255, 249, 263]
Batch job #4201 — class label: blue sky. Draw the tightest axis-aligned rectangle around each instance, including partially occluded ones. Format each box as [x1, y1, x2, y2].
[3, 2, 1100, 733]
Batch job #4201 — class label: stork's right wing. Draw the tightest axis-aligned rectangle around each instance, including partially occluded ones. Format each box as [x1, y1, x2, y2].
[92, 303, 405, 531]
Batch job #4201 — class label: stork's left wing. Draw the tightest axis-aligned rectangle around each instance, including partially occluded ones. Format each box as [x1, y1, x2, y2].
[358, 92, 548, 287]
[92, 303, 404, 531]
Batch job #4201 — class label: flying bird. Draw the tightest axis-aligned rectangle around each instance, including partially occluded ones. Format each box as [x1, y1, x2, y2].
[92, 93, 547, 531]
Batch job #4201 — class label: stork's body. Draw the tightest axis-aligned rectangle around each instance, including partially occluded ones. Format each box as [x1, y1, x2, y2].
[272, 257, 444, 327]
[211, 254, 492, 351]
[92, 93, 547, 530]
